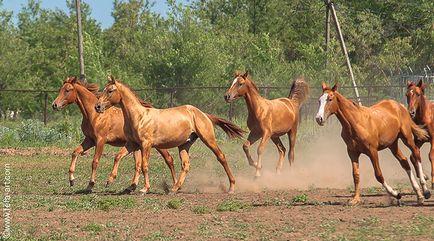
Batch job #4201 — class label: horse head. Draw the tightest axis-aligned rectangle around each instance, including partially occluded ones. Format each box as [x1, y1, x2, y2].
[315, 82, 339, 126]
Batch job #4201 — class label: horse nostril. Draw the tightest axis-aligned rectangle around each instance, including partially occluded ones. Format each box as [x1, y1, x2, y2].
[52, 103, 57, 110]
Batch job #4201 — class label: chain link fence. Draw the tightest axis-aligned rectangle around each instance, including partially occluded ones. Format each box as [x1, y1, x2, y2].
[1, 74, 433, 125]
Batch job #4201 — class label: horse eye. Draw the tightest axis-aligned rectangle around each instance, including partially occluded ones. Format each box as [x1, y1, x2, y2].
[416, 93, 420, 97]
[327, 98, 332, 102]
[239, 83, 243, 86]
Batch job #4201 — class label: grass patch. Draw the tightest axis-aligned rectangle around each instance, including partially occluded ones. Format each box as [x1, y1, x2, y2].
[291, 193, 308, 203]
[144, 230, 173, 241]
[64, 196, 136, 211]
[167, 198, 183, 210]
[217, 199, 251, 212]
[81, 223, 104, 232]
[192, 205, 211, 214]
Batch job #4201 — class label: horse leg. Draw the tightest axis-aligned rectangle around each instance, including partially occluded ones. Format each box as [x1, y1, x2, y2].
[139, 143, 152, 194]
[156, 148, 177, 186]
[347, 149, 361, 205]
[255, 133, 271, 177]
[69, 137, 94, 187]
[271, 136, 286, 174]
[367, 149, 402, 202]
[243, 133, 260, 167]
[287, 126, 298, 166]
[409, 140, 428, 180]
[429, 141, 434, 189]
[389, 141, 424, 204]
[86, 139, 105, 193]
[106, 146, 136, 186]
[401, 132, 431, 198]
[171, 140, 195, 193]
[196, 130, 236, 193]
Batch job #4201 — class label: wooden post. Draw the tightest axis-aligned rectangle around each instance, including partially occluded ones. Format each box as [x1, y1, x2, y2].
[43, 92, 48, 125]
[169, 89, 174, 107]
[324, 0, 331, 69]
[228, 102, 233, 121]
[75, 0, 85, 81]
[329, 1, 361, 105]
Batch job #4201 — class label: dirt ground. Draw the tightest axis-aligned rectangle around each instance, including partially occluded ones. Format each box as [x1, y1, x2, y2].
[2, 126, 434, 240]
[10, 188, 434, 240]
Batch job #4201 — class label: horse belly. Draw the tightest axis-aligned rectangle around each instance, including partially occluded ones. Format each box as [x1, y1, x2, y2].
[152, 117, 194, 148]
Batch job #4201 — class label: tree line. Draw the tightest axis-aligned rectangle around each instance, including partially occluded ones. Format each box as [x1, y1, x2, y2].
[0, 0, 432, 118]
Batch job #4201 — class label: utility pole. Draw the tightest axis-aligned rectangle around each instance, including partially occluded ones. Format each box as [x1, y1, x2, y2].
[324, 1, 361, 105]
[75, 0, 85, 81]
[325, 0, 330, 69]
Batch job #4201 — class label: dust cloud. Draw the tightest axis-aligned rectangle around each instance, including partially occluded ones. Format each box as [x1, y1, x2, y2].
[187, 119, 432, 193]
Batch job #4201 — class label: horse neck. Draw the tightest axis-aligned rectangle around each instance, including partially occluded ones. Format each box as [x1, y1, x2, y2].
[334, 92, 362, 131]
[74, 84, 98, 122]
[416, 95, 430, 122]
[243, 83, 264, 118]
[117, 84, 145, 124]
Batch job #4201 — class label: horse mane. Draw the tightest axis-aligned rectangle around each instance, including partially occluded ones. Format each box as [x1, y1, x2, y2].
[114, 80, 153, 108]
[288, 77, 309, 105]
[64, 77, 101, 97]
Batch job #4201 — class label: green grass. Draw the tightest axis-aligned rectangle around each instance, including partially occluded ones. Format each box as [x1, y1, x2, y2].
[166, 198, 183, 209]
[191, 205, 211, 214]
[81, 223, 105, 233]
[291, 193, 308, 203]
[216, 199, 251, 212]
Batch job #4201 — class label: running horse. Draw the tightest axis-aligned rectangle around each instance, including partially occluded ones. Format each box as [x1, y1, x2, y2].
[316, 82, 431, 205]
[406, 79, 434, 189]
[95, 76, 244, 194]
[52, 76, 177, 193]
[224, 71, 309, 177]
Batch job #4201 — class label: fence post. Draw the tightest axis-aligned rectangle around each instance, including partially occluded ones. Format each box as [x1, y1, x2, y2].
[228, 102, 233, 121]
[169, 89, 175, 107]
[43, 92, 48, 125]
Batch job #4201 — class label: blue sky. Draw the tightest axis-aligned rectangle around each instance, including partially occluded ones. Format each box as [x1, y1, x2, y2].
[2, 0, 187, 29]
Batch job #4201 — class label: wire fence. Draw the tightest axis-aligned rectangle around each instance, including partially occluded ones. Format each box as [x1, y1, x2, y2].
[0, 74, 433, 125]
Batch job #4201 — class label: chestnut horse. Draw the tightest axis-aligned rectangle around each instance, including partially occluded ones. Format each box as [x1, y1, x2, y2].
[316, 82, 431, 205]
[406, 79, 434, 189]
[52, 76, 176, 192]
[224, 71, 309, 177]
[95, 76, 244, 194]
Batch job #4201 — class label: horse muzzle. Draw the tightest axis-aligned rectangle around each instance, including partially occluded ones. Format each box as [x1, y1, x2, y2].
[315, 115, 325, 126]
[224, 94, 235, 103]
[409, 109, 416, 118]
[52, 102, 62, 111]
[95, 103, 105, 113]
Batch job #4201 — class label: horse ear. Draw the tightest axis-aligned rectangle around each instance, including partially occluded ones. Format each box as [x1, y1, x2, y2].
[70, 76, 77, 83]
[242, 71, 249, 79]
[331, 83, 339, 92]
[417, 79, 426, 92]
[321, 82, 328, 91]
[407, 80, 414, 87]
[107, 75, 115, 84]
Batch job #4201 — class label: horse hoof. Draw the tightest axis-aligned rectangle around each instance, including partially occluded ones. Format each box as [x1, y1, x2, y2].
[227, 190, 235, 194]
[105, 181, 110, 188]
[417, 196, 424, 205]
[396, 199, 402, 207]
[396, 193, 402, 200]
[348, 199, 361, 206]
[69, 179, 75, 187]
[423, 190, 431, 199]
[83, 189, 93, 194]
[139, 188, 149, 195]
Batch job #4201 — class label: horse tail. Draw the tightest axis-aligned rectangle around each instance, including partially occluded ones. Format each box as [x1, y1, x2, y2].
[206, 113, 245, 139]
[288, 77, 309, 106]
[410, 121, 429, 142]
